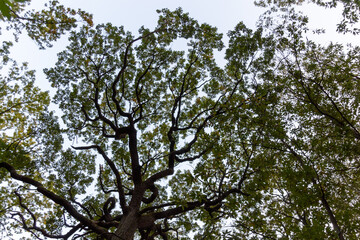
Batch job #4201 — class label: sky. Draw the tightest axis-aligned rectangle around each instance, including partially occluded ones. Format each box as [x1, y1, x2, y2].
[3, 0, 358, 94]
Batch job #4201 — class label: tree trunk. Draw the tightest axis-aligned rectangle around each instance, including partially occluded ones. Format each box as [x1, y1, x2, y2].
[320, 194, 344, 240]
[110, 210, 139, 240]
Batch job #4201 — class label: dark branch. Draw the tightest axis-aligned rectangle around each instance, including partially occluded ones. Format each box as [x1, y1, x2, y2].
[0, 162, 109, 236]
[71, 145, 128, 213]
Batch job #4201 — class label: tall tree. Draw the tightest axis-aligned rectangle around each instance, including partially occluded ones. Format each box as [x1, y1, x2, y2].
[0, 7, 274, 239]
[230, 11, 360, 239]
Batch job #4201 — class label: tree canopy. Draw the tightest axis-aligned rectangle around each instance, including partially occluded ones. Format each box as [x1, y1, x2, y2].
[0, 1, 360, 240]
[255, 0, 360, 33]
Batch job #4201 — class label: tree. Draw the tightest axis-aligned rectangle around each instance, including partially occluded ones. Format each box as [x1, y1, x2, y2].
[0, 0, 93, 150]
[0, 0, 92, 48]
[0, 0, 93, 238]
[0, 5, 280, 239]
[254, 0, 360, 33]
[0, 0, 93, 165]
[1, 2, 360, 240]
[229, 11, 360, 239]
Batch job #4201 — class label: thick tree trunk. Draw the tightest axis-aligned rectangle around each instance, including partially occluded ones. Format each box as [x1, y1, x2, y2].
[110, 210, 139, 240]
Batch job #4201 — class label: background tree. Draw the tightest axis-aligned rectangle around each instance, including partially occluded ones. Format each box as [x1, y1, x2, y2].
[254, 0, 360, 33]
[0, 0, 92, 48]
[230, 10, 360, 240]
[0, 0, 93, 238]
[0, 0, 93, 149]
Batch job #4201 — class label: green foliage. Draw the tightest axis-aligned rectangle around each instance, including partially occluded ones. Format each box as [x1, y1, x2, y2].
[0, 0, 29, 20]
[254, 0, 360, 33]
[0, 40, 51, 166]
[2, 0, 93, 48]
[228, 9, 360, 239]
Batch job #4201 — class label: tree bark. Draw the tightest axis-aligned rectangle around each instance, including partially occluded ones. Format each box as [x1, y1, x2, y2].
[111, 210, 139, 240]
[319, 191, 344, 240]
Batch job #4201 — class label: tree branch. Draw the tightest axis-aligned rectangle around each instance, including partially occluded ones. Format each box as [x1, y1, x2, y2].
[0, 162, 109, 236]
[71, 145, 128, 213]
